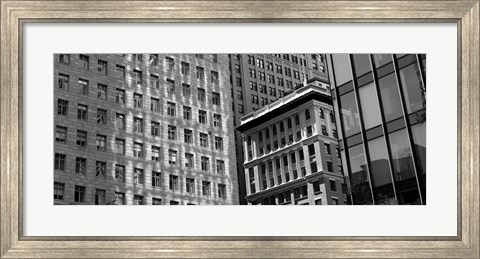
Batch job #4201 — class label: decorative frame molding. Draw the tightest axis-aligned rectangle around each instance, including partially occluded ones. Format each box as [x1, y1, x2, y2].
[1, 1, 478, 258]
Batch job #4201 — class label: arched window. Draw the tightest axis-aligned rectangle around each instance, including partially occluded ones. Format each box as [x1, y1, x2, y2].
[258, 132, 263, 142]
[265, 129, 270, 138]
[272, 125, 277, 135]
[287, 118, 292, 129]
[305, 109, 311, 120]
[280, 121, 285, 132]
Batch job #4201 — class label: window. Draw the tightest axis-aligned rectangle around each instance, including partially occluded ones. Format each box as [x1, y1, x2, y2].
[170, 200, 179, 205]
[213, 114, 222, 127]
[116, 113, 125, 129]
[115, 88, 125, 104]
[133, 142, 143, 158]
[75, 157, 87, 174]
[151, 121, 160, 137]
[294, 114, 300, 126]
[234, 64, 241, 73]
[181, 62, 190, 75]
[97, 109, 107, 124]
[267, 74, 275, 84]
[247, 55, 255, 64]
[330, 179, 337, 192]
[149, 97, 159, 112]
[150, 74, 160, 89]
[133, 69, 142, 84]
[77, 104, 88, 120]
[55, 126, 67, 143]
[97, 59, 107, 75]
[212, 92, 220, 105]
[168, 125, 176, 140]
[152, 172, 162, 187]
[134, 93, 142, 108]
[214, 137, 223, 151]
[166, 56, 175, 71]
[218, 184, 226, 199]
[249, 68, 256, 78]
[96, 135, 106, 151]
[198, 110, 207, 124]
[151, 146, 161, 161]
[54, 182, 64, 200]
[152, 198, 162, 205]
[115, 192, 125, 205]
[319, 108, 325, 119]
[287, 118, 292, 129]
[167, 102, 176, 116]
[235, 77, 242, 86]
[57, 99, 68, 115]
[308, 144, 316, 157]
[168, 149, 177, 165]
[258, 71, 265, 81]
[211, 71, 219, 84]
[330, 112, 336, 123]
[169, 174, 179, 190]
[266, 61, 273, 71]
[325, 143, 331, 155]
[182, 83, 191, 97]
[195, 54, 204, 59]
[54, 153, 66, 170]
[197, 88, 206, 102]
[200, 133, 208, 147]
[196, 66, 204, 80]
[212, 54, 218, 63]
[307, 126, 313, 136]
[133, 168, 144, 184]
[58, 73, 69, 89]
[321, 125, 328, 136]
[327, 161, 333, 172]
[296, 131, 302, 141]
[202, 181, 211, 196]
[201, 156, 209, 171]
[134, 117, 143, 133]
[305, 109, 311, 120]
[115, 165, 125, 182]
[333, 129, 338, 138]
[186, 178, 195, 193]
[74, 186, 86, 203]
[310, 161, 317, 173]
[183, 106, 191, 120]
[59, 54, 70, 65]
[134, 195, 143, 205]
[276, 64, 283, 74]
[256, 58, 264, 68]
[237, 90, 243, 100]
[96, 161, 106, 178]
[114, 138, 125, 155]
[238, 104, 244, 114]
[167, 79, 175, 93]
[76, 130, 87, 147]
[216, 160, 225, 174]
[133, 54, 142, 61]
[79, 55, 89, 70]
[149, 54, 158, 66]
[115, 65, 125, 80]
[184, 129, 193, 144]
[185, 153, 194, 168]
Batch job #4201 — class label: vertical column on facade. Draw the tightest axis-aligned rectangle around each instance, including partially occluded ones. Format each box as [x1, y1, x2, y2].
[391, 55, 424, 205]
[243, 134, 250, 163]
[313, 141, 323, 174]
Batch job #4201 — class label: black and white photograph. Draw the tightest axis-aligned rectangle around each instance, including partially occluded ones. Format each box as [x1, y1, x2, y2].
[54, 53, 426, 205]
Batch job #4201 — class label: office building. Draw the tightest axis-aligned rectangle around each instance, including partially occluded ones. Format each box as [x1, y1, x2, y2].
[54, 54, 238, 205]
[229, 54, 329, 204]
[237, 78, 347, 205]
[326, 54, 426, 205]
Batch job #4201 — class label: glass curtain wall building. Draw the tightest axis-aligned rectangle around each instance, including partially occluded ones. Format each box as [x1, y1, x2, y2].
[327, 54, 426, 205]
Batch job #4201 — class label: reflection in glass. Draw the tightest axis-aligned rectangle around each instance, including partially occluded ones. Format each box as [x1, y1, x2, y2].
[412, 123, 426, 203]
[348, 145, 373, 204]
[389, 129, 421, 204]
[340, 91, 361, 137]
[359, 83, 382, 129]
[332, 54, 352, 86]
[373, 54, 392, 68]
[378, 73, 403, 122]
[400, 63, 426, 113]
[368, 137, 395, 204]
[352, 54, 371, 77]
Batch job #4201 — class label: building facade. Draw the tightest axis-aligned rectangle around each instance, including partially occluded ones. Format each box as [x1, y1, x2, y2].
[54, 54, 238, 205]
[327, 54, 426, 205]
[229, 54, 329, 204]
[237, 79, 347, 205]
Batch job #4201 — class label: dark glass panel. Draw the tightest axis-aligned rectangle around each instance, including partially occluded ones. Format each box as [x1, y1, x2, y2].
[388, 129, 422, 205]
[367, 137, 396, 204]
[411, 123, 426, 203]
[359, 83, 382, 129]
[357, 72, 373, 87]
[378, 73, 403, 122]
[373, 54, 392, 69]
[332, 54, 352, 86]
[397, 54, 417, 69]
[348, 144, 373, 204]
[339, 91, 361, 137]
[399, 63, 426, 113]
[366, 125, 384, 141]
[346, 133, 363, 148]
[352, 54, 371, 77]
[338, 81, 354, 95]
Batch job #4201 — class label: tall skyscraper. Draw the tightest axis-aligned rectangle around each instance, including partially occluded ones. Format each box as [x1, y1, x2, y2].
[237, 78, 347, 205]
[54, 54, 238, 205]
[326, 54, 426, 205]
[229, 54, 329, 204]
